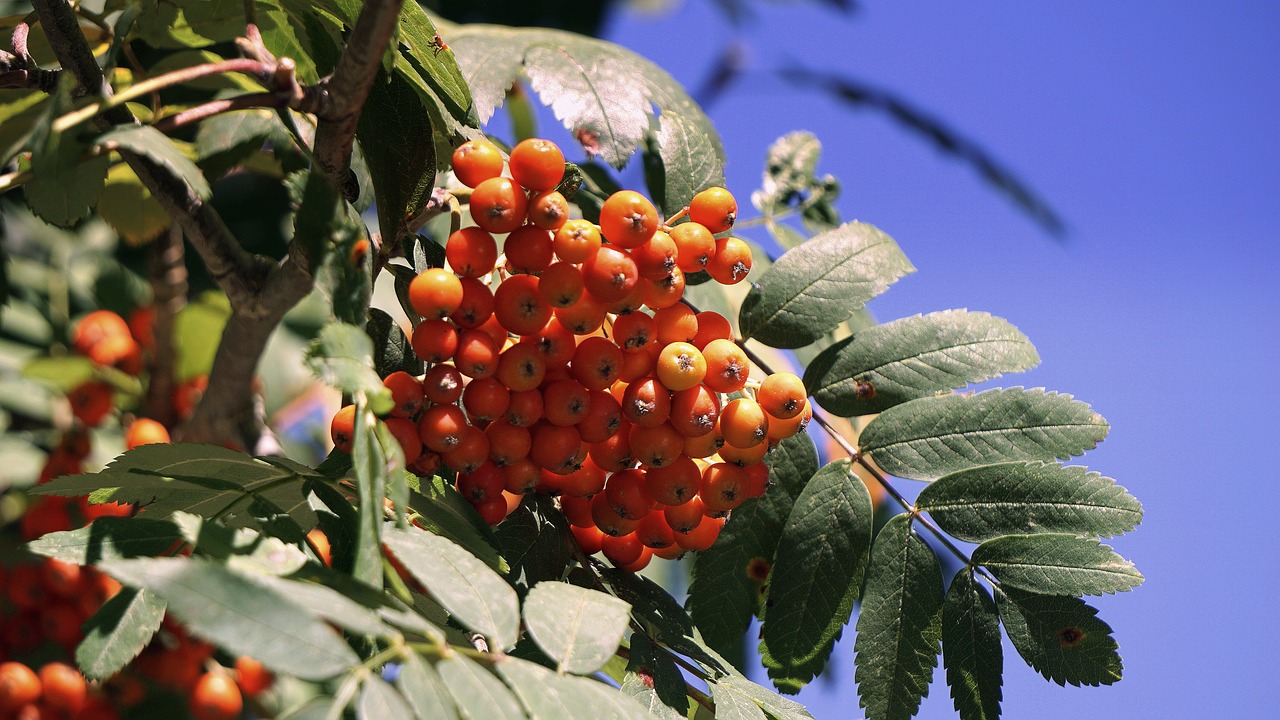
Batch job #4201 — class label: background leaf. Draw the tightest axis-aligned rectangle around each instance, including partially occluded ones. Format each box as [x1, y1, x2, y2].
[805, 310, 1040, 416]
[524, 581, 631, 675]
[305, 323, 393, 410]
[739, 222, 914, 348]
[397, 652, 458, 720]
[972, 534, 1143, 596]
[24, 81, 109, 227]
[100, 557, 358, 680]
[621, 633, 687, 720]
[859, 388, 1110, 481]
[759, 459, 873, 691]
[358, 676, 414, 720]
[688, 432, 819, 665]
[437, 654, 526, 720]
[941, 569, 1002, 720]
[100, 125, 212, 200]
[994, 587, 1122, 687]
[381, 525, 520, 650]
[916, 462, 1143, 542]
[854, 514, 944, 720]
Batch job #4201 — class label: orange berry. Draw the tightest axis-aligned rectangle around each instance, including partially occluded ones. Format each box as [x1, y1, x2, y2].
[528, 190, 570, 230]
[410, 319, 458, 364]
[618, 346, 656, 382]
[646, 455, 701, 506]
[577, 389, 623, 444]
[509, 138, 565, 192]
[442, 425, 490, 473]
[599, 190, 659, 248]
[537, 261, 585, 308]
[504, 225, 555, 275]
[590, 493, 639, 537]
[604, 468, 654, 519]
[673, 513, 724, 551]
[701, 338, 749, 394]
[68, 381, 114, 426]
[454, 330, 501, 378]
[570, 524, 605, 555]
[656, 341, 707, 392]
[543, 378, 592, 427]
[611, 312, 656, 353]
[384, 416, 423, 465]
[469, 177, 529, 234]
[743, 461, 770, 498]
[383, 371, 426, 418]
[408, 268, 464, 320]
[451, 139, 504, 188]
[234, 656, 273, 697]
[330, 404, 356, 453]
[553, 218, 602, 263]
[72, 310, 130, 357]
[692, 311, 733, 349]
[583, 245, 639, 302]
[502, 457, 541, 493]
[688, 186, 737, 234]
[706, 236, 753, 285]
[0, 662, 41, 712]
[635, 509, 676, 549]
[720, 397, 769, 449]
[640, 268, 686, 309]
[128, 305, 156, 349]
[497, 342, 548, 392]
[529, 422, 583, 475]
[632, 229, 678, 279]
[719, 438, 768, 466]
[494, 274, 551, 336]
[556, 457, 607, 497]
[446, 227, 499, 278]
[39, 662, 86, 714]
[605, 282, 647, 315]
[457, 462, 505, 504]
[663, 496, 707, 534]
[418, 404, 469, 453]
[560, 494, 596, 527]
[554, 292, 608, 335]
[571, 336, 624, 390]
[759, 372, 807, 420]
[618, 544, 654, 571]
[629, 422, 684, 468]
[307, 528, 332, 566]
[450, 277, 496, 330]
[86, 332, 139, 368]
[653, 304, 698, 345]
[486, 420, 532, 466]
[669, 384, 721, 438]
[462, 376, 511, 422]
[125, 418, 170, 449]
[602, 531, 645, 567]
[504, 388, 545, 427]
[767, 399, 812, 441]
[190, 672, 243, 720]
[669, 221, 715, 273]
[621, 377, 671, 428]
[589, 425, 635, 473]
[473, 496, 510, 525]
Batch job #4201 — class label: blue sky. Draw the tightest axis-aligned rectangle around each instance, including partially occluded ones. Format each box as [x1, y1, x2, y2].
[598, 2, 1280, 718]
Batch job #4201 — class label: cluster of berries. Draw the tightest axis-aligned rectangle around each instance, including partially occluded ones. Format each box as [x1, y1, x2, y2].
[329, 137, 813, 572]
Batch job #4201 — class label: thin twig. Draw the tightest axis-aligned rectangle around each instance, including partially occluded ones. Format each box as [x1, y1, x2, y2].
[151, 92, 284, 134]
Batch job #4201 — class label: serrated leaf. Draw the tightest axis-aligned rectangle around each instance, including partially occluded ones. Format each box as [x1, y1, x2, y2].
[712, 683, 767, 720]
[368, 308, 424, 377]
[598, 569, 727, 677]
[805, 310, 1040, 416]
[942, 569, 1002, 720]
[450, 25, 722, 179]
[410, 476, 507, 574]
[854, 514, 944, 720]
[759, 459, 873, 690]
[498, 657, 657, 720]
[174, 291, 231, 381]
[76, 587, 167, 680]
[100, 125, 211, 200]
[97, 162, 170, 245]
[100, 557, 358, 680]
[381, 524, 520, 650]
[860, 388, 1110, 481]
[27, 443, 321, 531]
[647, 109, 728, 218]
[972, 534, 1142, 596]
[358, 676, 414, 720]
[357, 69, 438, 244]
[496, 495, 575, 592]
[25, 80, 109, 227]
[351, 396, 388, 587]
[438, 654, 526, 720]
[398, 652, 458, 720]
[621, 634, 686, 720]
[917, 462, 1143, 542]
[717, 675, 816, 720]
[524, 581, 631, 674]
[305, 323, 392, 409]
[994, 587, 1122, 687]
[752, 131, 824, 218]
[688, 432, 818, 663]
[739, 222, 914, 348]
[26, 517, 184, 564]
[195, 107, 292, 179]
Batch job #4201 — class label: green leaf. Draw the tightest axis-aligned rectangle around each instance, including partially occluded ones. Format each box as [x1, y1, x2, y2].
[711, 683, 767, 720]
[854, 514, 944, 720]
[972, 534, 1142, 596]
[716, 675, 816, 720]
[174, 291, 231, 381]
[26, 516, 185, 565]
[368, 308, 424, 377]
[97, 162, 171, 245]
[752, 131, 827, 219]
[381, 524, 520, 650]
[27, 443, 320, 531]
[22, 356, 97, 393]
[450, 25, 723, 179]
[621, 634, 687, 720]
[255, 575, 400, 638]
[195, 107, 292, 179]
[100, 125, 212, 200]
[409, 476, 507, 574]
[994, 587, 1122, 687]
[495, 495, 576, 593]
[598, 569, 726, 677]
[688, 432, 819, 664]
[358, 676, 414, 720]
[804, 310, 1040, 416]
[739, 222, 914, 348]
[351, 396, 388, 587]
[24, 80, 109, 227]
[397, 652, 458, 720]
[293, 171, 370, 325]
[916, 462, 1143, 542]
[860, 388, 1111, 481]
[941, 569, 1002, 720]
[305, 323, 393, 411]
[76, 588, 167, 680]
[100, 557, 359, 680]
[523, 581, 631, 674]
[438, 654, 526, 720]
[497, 657, 657, 720]
[759, 459, 873, 691]
[646, 109, 727, 216]
[357, 69, 438, 244]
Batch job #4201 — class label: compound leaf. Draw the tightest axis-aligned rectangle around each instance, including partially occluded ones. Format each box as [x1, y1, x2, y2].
[381, 524, 520, 650]
[859, 388, 1110, 481]
[994, 587, 1122, 687]
[759, 459, 873, 691]
[524, 581, 631, 675]
[739, 222, 914, 349]
[100, 557, 358, 680]
[916, 462, 1143, 542]
[941, 569, 1002, 720]
[972, 534, 1143, 596]
[805, 310, 1039, 416]
[854, 514, 943, 720]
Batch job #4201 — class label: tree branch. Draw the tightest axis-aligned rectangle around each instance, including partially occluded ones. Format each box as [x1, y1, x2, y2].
[142, 224, 186, 426]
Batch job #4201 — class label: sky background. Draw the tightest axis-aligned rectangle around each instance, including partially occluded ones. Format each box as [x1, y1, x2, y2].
[591, 2, 1280, 719]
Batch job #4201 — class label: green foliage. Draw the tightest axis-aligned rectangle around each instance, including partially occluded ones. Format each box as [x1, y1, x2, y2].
[854, 515, 944, 720]
[304, 322, 393, 412]
[916, 462, 1143, 542]
[759, 459, 873, 691]
[739, 222, 915, 348]
[994, 588, 1123, 687]
[75, 588, 167, 680]
[523, 581, 631, 674]
[860, 388, 1111, 481]
[804, 310, 1040, 416]
[972, 534, 1143, 596]
[941, 570, 1002, 720]
[23, 80, 110, 227]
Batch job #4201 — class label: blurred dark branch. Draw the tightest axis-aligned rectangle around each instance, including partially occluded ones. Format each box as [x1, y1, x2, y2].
[781, 65, 1066, 236]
